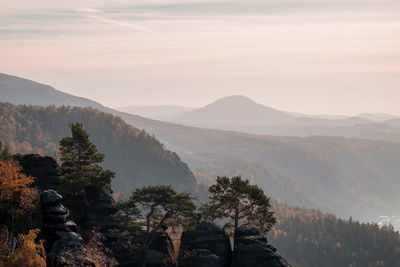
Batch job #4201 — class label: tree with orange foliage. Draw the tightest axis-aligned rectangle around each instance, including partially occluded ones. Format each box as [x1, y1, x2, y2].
[1, 228, 46, 267]
[0, 160, 40, 234]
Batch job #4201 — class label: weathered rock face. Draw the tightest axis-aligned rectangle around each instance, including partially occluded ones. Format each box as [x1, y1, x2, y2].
[112, 232, 174, 267]
[146, 234, 176, 267]
[41, 189, 93, 267]
[179, 222, 232, 267]
[14, 154, 59, 191]
[232, 227, 291, 267]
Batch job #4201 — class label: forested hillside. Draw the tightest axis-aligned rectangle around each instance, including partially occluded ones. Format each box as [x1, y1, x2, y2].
[0, 103, 196, 196]
[270, 205, 400, 267]
[129, 117, 400, 223]
[184, 153, 320, 208]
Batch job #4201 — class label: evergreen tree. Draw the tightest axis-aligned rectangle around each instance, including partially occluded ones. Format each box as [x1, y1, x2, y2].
[0, 141, 12, 161]
[58, 122, 115, 229]
[204, 176, 276, 247]
[114, 185, 196, 267]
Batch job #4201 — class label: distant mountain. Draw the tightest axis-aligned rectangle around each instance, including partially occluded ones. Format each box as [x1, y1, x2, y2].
[116, 105, 196, 120]
[287, 112, 400, 122]
[168, 95, 295, 125]
[164, 95, 400, 138]
[286, 111, 349, 120]
[0, 103, 196, 197]
[344, 116, 372, 124]
[357, 113, 399, 121]
[0, 73, 104, 109]
[384, 118, 400, 128]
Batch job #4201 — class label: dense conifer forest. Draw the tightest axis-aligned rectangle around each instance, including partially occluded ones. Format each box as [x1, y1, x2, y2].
[0, 103, 196, 196]
[270, 205, 400, 266]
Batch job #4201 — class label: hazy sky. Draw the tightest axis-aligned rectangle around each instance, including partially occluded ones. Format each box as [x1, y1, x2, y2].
[1, 0, 400, 115]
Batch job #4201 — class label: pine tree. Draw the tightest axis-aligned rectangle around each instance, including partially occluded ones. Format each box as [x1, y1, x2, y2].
[0, 141, 12, 161]
[114, 185, 196, 267]
[204, 176, 276, 248]
[58, 122, 115, 229]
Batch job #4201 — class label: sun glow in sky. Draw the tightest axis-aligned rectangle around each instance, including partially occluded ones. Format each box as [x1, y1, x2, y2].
[1, 0, 400, 115]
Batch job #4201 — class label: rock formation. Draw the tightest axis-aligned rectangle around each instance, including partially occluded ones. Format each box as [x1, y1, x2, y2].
[146, 233, 176, 267]
[14, 154, 59, 191]
[41, 189, 93, 266]
[179, 222, 232, 267]
[179, 223, 290, 267]
[109, 231, 174, 267]
[232, 227, 291, 267]
[16, 154, 116, 231]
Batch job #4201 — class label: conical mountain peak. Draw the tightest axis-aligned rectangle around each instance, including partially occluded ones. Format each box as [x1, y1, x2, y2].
[210, 95, 256, 106]
[170, 95, 294, 125]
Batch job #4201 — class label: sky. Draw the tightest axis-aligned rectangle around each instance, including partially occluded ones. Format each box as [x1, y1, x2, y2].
[1, 0, 400, 115]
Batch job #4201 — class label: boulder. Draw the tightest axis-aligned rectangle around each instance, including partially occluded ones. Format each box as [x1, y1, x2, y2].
[40, 187, 63, 205]
[116, 231, 177, 267]
[232, 227, 291, 267]
[179, 222, 231, 267]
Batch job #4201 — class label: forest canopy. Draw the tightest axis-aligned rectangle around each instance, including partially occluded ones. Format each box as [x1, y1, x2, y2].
[0, 103, 196, 196]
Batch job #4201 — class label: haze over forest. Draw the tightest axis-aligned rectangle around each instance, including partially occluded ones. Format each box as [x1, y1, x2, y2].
[1, 72, 400, 228]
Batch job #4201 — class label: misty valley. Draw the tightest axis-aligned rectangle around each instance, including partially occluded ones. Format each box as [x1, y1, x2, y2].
[0, 73, 399, 266]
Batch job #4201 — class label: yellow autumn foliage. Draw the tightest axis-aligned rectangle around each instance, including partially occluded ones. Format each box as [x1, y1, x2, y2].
[0, 160, 39, 232]
[1, 229, 46, 267]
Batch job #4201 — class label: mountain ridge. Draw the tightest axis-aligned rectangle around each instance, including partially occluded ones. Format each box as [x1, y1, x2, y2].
[1, 72, 400, 223]
[0, 73, 105, 109]
[148, 93, 400, 138]
[116, 105, 196, 120]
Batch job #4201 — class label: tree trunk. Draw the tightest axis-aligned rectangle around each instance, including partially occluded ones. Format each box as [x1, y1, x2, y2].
[141, 215, 153, 267]
[141, 211, 172, 266]
[11, 202, 15, 235]
[234, 208, 239, 251]
[141, 248, 147, 267]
